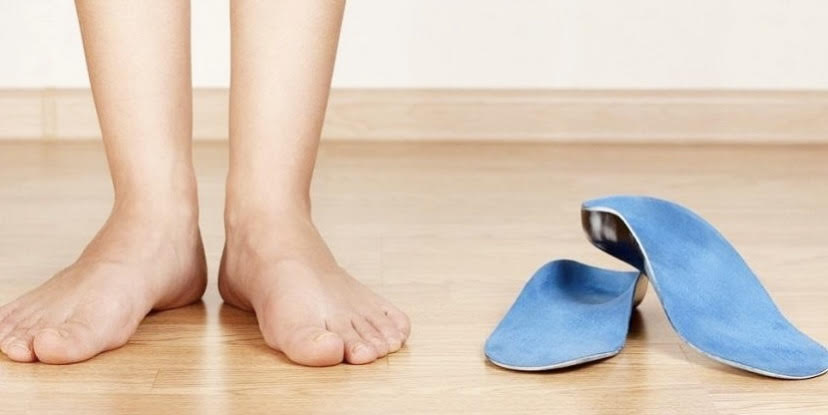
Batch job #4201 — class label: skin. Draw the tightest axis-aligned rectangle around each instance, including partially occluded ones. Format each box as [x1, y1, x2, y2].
[220, 0, 410, 366]
[0, 0, 409, 366]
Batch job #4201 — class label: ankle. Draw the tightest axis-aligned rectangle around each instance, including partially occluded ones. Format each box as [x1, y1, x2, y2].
[224, 195, 311, 234]
[112, 190, 199, 227]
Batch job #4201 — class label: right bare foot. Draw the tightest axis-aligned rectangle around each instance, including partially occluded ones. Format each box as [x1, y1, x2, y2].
[0, 201, 206, 364]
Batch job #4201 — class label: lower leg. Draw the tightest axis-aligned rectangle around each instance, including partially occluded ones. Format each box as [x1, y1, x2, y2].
[220, 0, 410, 366]
[0, 0, 206, 364]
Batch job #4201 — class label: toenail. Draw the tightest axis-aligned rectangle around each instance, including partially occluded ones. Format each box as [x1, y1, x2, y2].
[1, 337, 17, 349]
[9, 342, 29, 353]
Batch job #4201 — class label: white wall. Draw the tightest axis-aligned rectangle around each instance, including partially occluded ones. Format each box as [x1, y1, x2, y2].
[1, 0, 828, 89]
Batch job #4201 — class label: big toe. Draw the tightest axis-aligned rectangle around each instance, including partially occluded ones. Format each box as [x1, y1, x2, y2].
[274, 325, 345, 367]
[33, 323, 100, 364]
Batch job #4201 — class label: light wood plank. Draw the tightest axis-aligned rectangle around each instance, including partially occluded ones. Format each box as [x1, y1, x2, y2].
[0, 141, 826, 414]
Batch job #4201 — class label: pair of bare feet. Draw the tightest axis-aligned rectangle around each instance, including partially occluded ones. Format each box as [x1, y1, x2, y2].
[0, 196, 410, 366]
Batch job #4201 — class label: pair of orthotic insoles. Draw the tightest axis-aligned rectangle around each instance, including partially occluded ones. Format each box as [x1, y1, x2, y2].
[485, 196, 828, 379]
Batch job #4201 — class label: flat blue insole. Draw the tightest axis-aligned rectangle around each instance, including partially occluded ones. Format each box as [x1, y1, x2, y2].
[582, 195, 828, 379]
[485, 260, 643, 370]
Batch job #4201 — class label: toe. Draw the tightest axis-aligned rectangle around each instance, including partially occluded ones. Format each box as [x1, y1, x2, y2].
[0, 329, 36, 362]
[258, 298, 347, 367]
[0, 304, 10, 323]
[368, 312, 405, 352]
[330, 321, 378, 365]
[3, 338, 36, 362]
[33, 297, 138, 365]
[352, 317, 389, 356]
[383, 305, 411, 339]
[0, 312, 25, 342]
[33, 321, 102, 364]
[0, 320, 14, 342]
[271, 324, 345, 367]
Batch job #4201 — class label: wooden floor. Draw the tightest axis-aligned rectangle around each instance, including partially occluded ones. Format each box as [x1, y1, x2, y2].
[0, 141, 826, 414]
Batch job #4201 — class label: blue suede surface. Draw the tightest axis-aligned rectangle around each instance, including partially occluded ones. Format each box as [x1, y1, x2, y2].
[583, 195, 828, 379]
[485, 260, 640, 370]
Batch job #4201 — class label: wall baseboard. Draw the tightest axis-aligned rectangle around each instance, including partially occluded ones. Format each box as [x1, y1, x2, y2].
[2, 88, 828, 143]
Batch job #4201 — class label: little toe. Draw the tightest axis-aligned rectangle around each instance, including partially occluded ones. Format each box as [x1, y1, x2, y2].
[383, 306, 411, 339]
[0, 324, 14, 345]
[0, 318, 14, 341]
[0, 314, 25, 341]
[3, 338, 36, 362]
[352, 317, 389, 356]
[33, 321, 101, 364]
[273, 324, 345, 367]
[368, 312, 404, 352]
[1, 326, 27, 349]
[0, 329, 36, 362]
[331, 322, 378, 365]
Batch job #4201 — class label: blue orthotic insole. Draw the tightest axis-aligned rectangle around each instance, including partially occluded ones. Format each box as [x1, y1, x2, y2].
[485, 260, 644, 370]
[582, 195, 828, 379]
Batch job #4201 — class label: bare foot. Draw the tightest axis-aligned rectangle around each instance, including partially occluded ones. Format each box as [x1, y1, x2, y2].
[219, 211, 410, 366]
[0, 201, 206, 364]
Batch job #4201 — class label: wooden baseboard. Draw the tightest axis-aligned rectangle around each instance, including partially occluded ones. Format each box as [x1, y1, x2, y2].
[2, 88, 828, 143]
